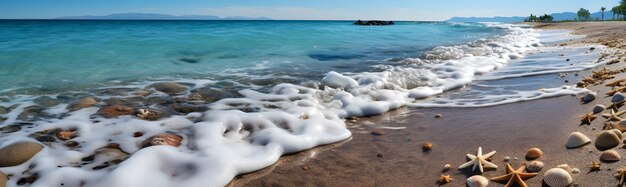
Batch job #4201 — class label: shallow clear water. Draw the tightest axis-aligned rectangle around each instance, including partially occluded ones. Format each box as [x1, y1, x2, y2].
[0, 20, 500, 92]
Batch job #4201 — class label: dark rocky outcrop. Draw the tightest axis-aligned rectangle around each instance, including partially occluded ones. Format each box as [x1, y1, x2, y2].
[353, 20, 395, 26]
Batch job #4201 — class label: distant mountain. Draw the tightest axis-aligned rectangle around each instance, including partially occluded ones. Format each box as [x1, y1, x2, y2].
[56, 13, 272, 20]
[447, 11, 616, 23]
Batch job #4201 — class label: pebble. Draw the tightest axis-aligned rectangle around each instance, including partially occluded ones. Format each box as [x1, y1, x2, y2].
[0, 142, 43, 167]
[503, 156, 511, 162]
[55, 130, 77, 141]
[370, 130, 385, 136]
[135, 109, 160, 121]
[422, 143, 433, 151]
[142, 133, 183, 147]
[33, 96, 60, 107]
[593, 104, 606, 114]
[581, 92, 596, 104]
[68, 97, 98, 111]
[98, 105, 135, 118]
[376, 153, 383, 158]
[0, 171, 7, 187]
[150, 82, 189, 95]
[435, 114, 442, 118]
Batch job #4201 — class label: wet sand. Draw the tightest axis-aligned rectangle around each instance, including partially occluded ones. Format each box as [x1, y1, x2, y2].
[229, 22, 626, 187]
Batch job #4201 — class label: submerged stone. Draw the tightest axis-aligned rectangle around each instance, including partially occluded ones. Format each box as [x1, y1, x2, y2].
[0, 142, 43, 167]
[150, 82, 190, 95]
[67, 97, 98, 111]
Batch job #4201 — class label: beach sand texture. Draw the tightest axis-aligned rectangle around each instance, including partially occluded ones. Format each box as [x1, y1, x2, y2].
[231, 22, 626, 187]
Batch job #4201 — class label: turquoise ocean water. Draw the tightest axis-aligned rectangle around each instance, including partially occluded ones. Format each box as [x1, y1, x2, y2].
[0, 20, 501, 93]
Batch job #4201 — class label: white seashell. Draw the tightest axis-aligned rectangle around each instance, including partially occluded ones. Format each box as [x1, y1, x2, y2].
[503, 156, 511, 162]
[466, 175, 489, 187]
[443, 164, 451, 172]
[566, 132, 591, 148]
[600, 150, 621, 162]
[557, 164, 572, 172]
[543, 168, 573, 187]
[572, 168, 580, 174]
[613, 92, 625, 103]
[593, 104, 606, 114]
[595, 130, 621, 149]
[581, 92, 596, 103]
[526, 161, 544, 172]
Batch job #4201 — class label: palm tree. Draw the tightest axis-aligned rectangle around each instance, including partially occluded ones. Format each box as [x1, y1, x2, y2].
[601, 7, 606, 20]
[613, 6, 620, 20]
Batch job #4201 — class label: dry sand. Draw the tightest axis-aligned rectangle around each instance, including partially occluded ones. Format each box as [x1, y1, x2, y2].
[229, 22, 626, 187]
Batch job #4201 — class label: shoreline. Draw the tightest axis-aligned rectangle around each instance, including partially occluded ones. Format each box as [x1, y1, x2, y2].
[231, 22, 626, 186]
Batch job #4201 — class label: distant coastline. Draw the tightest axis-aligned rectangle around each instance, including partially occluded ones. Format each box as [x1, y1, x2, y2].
[54, 13, 273, 20]
[448, 11, 616, 23]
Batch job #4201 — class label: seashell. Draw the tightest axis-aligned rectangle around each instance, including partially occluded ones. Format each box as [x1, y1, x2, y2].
[613, 92, 626, 103]
[595, 130, 621, 149]
[612, 129, 624, 139]
[557, 164, 572, 172]
[142, 133, 183, 148]
[543, 168, 572, 187]
[503, 156, 511, 162]
[581, 92, 596, 103]
[525, 147, 543, 160]
[422, 143, 433, 151]
[466, 175, 489, 187]
[593, 104, 606, 114]
[566, 132, 591, 148]
[572, 168, 580, 174]
[600, 150, 621, 162]
[526, 161, 544, 172]
[442, 164, 451, 172]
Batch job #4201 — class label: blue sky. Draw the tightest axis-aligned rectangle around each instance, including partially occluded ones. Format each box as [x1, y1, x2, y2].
[0, 0, 621, 20]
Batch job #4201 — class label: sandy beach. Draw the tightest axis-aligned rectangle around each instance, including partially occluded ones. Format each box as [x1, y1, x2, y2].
[230, 22, 626, 187]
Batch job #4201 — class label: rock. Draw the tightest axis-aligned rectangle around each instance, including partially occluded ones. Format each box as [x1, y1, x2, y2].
[98, 105, 135, 118]
[370, 130, 384, 136]
[134, 90, 152, 97]
[580, 92, 596, 104]
[142, 133, 183, 148]
[0, 142, 43, 167]
[150, 82, 189, 95]
[179, 56, 199, 63]
[422, 143, 433, 151]
[67, 97, 98, 111]
[435, 114, 442, 118]
[0, 106, 8, 115]
[17, 105, 45, 121]
[1, 171, 7, 187]
[612, 93, 625, 103]
[354, 20, 395, 26]
[0, 125, 21, 133]
[33, 96, 60, 107]
[103, 97, 142, 107]
[172, 104, 208, 114]
[590, 47, 596, 50]
[135, 109, 161, 121]
[55, 130, 77, 141]
[94, 147, 129, 161]
[593, 105, 606, 114]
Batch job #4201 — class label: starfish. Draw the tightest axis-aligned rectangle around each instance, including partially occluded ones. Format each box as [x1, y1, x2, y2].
[603, 110, 626, 122]
[438, 174, 452, 185]
[588, 161, 601, 173]
[458, 147, 497, 173]
[615, 167, 626, 186]
[606, 79, 626, 87]
[490, 163, 537, 187]
[608, 101, 626, 112]
[580, 112, 597, 125]
[604, 122, 617, 130]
